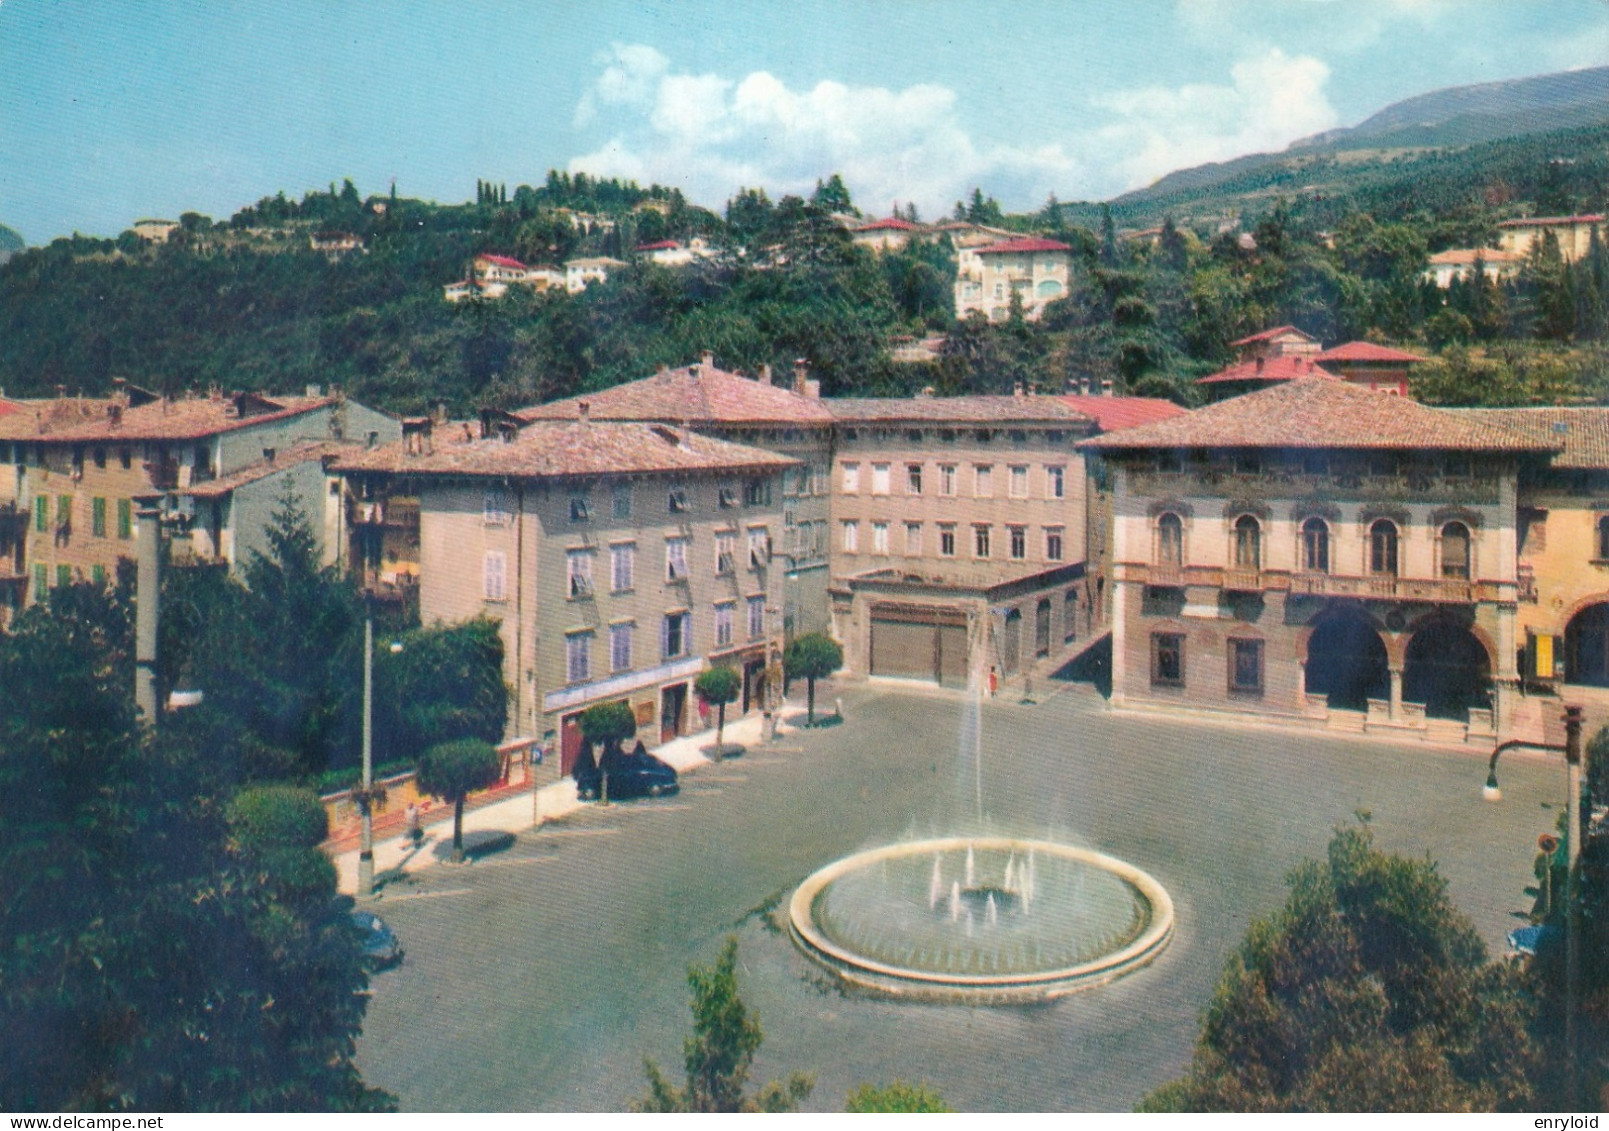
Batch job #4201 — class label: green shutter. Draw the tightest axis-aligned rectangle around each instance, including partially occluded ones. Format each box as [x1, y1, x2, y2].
[57, 495, 71, 526]
[91, 564, 106, 587]
[117, 499, 132, 540]
[92, 497, 107, 537]
[34, 495, 46, 532]
[31, 563, 45, 601]
[56, 565, 70, 588]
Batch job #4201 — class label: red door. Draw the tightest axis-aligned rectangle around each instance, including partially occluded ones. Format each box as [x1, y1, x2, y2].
[560, 713, 583, 775]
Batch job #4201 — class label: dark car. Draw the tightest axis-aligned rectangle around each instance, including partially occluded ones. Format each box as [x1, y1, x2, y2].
[349, 909, 404, 970]
[574, 742, 679, 801]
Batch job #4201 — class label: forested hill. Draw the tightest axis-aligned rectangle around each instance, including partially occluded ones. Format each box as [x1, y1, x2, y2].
[0, 224, 22, 256]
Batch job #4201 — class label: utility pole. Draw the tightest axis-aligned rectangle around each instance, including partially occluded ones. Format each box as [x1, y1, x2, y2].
[357, 592, 376, 899]
[133, 493, 162, 726]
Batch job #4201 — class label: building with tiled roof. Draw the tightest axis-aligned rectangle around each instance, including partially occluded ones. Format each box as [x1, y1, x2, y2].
[0, 388, 397, 621]
[1312, 342, 1428, 397]
[1497, 214, 1605, 262]
[1425, 247, 1522, 288]
[332, 415, 796, 772]
[1201, 326, 1427, 400]
[1228, 325, 1319, 354]
[850, 216, 926, 252]
[1196, 354, 1340, 397]
[1086, 377, 1559, 741]
[955, 237, 1073, 323]
[565, 256, 627, 293]
[1058, 395, 1187, 433]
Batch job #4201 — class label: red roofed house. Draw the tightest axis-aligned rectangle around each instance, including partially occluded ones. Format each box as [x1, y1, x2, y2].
[1313, 341, 1428, 397]
[633, 237, 714, 267]
[1081, 377, 1559, 740]
[851, 216, 925, 252]
[1199, 327, 1426, 400]
[955, 237, 1072, 322]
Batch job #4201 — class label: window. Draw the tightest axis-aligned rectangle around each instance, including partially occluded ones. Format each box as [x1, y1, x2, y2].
[973, 524, 991, 558]
[906, 464, 923, 494]
[1156, 512, 1183, 564]
[748, 527, 769, 567]
[662, 611, 690, 658]
[666, 537, 689, 581]
[119, 447, 132, 470]
[842, 521, 859, 553]
[610, 623, 634, 672]
[974, 464, 993, 498]
[33, 495, 46, 533]
[31, 563, 45, 601]
[612, 484, 632, 519]
[748, 595, 765, 640]
[1045, 526, 1064, 562]
[716, 531, 737, 575]
[714, 602, 734, 648]
[905, 522, 923, 556]
[1064, 589, 1078, 643]
[1232, 515, 1261, 570]
[91, 497, 107, 538]
[939, 465, 957, 496]
[91, 564, 106, 587]
[743, 478, 771, 506]
[1008, 525, 1026, 560]
[1151, 632, 1184, 687]
[1369, 520, 1399, 576]
[56, 565, 70, 588]
[841, 462, 861, 494]
[484, 488, 509, 525]
[719, 485, 739, 509]
[939, 524, 956, 557]
[56, 495, 72, 531]
[871, 464, 891, 496]
[1300, 518, 1330, 573]
[566, 549, 594, 597]
[610, 543, 635, 592]
[1229, 639, 1263, 695]
[566, 632, 592, 682]
[1009, 465, 1029, 498]
[568, 493, 591, 522]
[116, 499, 132, 540]
[1440, 521, 1471, 580]
[483, 550, 507, 601]
[667, 485, 690, 513]
[1598, 515, 1609, 561]
[1047, 465, 1065, 499]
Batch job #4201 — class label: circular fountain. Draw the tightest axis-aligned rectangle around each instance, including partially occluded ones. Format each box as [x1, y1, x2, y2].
[789, 835, 1173, 1003]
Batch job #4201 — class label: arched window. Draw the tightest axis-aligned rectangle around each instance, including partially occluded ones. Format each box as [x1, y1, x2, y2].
[1157, 512, 1183, 565]
[1300, 517, 1330, 573]
[1233, 515, 1261, 570]
[1370, 519, 1399, 576]
[1440, 521, 1471, 580]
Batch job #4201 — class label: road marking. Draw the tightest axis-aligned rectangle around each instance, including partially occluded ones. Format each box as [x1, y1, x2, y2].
[380, 887, 473, 903]
[697, 774, 748, 783]
[468, 856, 556, 869]
[531, 827, 622, 838]
[635, 803, 694, 812]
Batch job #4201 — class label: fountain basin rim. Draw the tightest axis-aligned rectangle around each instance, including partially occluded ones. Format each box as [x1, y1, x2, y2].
[789, 835, 1174, 996]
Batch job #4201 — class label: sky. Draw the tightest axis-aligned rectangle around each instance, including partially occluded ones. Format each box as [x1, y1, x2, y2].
[1, 0, 1607, 245]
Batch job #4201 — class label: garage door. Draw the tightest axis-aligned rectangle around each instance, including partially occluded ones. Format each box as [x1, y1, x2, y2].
[870, 604, 970, 687]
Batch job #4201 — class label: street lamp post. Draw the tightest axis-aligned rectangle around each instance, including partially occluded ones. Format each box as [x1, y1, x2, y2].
[356, 593, 376, 899]
[1484, 704, 1585, 1103]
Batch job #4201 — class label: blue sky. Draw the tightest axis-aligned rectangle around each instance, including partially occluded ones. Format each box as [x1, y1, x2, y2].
[1, 0, 1606, 244]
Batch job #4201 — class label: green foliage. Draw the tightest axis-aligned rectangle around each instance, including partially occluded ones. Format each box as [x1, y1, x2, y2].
[380, 616, 509, 762]
[415, 738, 502, 862]
[579, 699, 637, 751]
[226, 784, 328, 850]
[0, 585, 390, 1111]
[845, 1080, 952, 1112]
[634, 937, 813, 1113]
[1141, 820, 1539, 1113]
[694, 666, 742, 707]
[785, 632, 843, 726]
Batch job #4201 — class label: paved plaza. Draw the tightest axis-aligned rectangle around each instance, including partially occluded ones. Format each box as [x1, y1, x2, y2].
[354, 680, 1570, 1112]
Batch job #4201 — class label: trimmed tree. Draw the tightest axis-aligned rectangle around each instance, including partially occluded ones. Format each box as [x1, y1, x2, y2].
[635, 937, 813, 1113]
[785, 632, 843, 726]
[415, 739, 501, 863]
[579, 700, 637, 797]
[846, 1081, 953, 1113]
[694, 666, 742, 759]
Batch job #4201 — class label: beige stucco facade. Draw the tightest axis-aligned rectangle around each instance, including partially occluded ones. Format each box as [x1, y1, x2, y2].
[955, 243, 1072, 322]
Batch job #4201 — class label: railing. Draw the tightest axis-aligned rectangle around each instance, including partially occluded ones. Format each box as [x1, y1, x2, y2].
[1221, 567, 1263, 592]
[1127, 562, 1494, 604]
[1127, 469, 1502, 505]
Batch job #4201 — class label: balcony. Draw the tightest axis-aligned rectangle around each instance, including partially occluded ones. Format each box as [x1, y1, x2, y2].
[1288, 572, 1493, 603]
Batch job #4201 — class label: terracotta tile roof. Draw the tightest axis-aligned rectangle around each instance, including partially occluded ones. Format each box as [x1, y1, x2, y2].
[855, 217, 920, 232]
[1080, 377, 1561, 453]
[331, 421, 796, 480]
[1197, 355, 1339, 385]
[825, 395, 1094, 426]
[973, 237, 1071, 255]
[1228, 325, 1312, 347]
[477, 254, 526, 269]
[1314, 341, 1428, 364]
[0, 393, 336, 443]
[182, 440, 354, 499]
[1498, 214, 1605, 228]
[1454, 407, 1609, 470]
[634, 239, 680, 251]
[1428, 248, 1522, 266]
[1058, 395, 1187, 431]
[513, 360, 837, 426]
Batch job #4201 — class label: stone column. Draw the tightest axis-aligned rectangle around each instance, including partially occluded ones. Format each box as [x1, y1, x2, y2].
[1388, 665, 1404, 721]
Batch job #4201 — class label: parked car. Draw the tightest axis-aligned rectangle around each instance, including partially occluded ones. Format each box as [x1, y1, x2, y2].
[349, 909, 404, 969]
[574, 742, 679, 801]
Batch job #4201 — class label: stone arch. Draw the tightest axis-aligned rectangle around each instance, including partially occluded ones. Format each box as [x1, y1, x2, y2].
[1402, 617, 1493, 720]
[1565, 601, 1609, 687]
[1302, 604, 1390, 711]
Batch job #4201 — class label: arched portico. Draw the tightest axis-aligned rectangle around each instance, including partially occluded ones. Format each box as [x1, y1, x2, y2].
[1304, 607, 1389, 711]
[1565, 601, 1609, 687]
[1402, 618, 1493, 720]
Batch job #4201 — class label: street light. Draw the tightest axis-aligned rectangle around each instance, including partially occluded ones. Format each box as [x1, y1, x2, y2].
[356, 593, 377, 899]
[1483, 704, 1585, 1104]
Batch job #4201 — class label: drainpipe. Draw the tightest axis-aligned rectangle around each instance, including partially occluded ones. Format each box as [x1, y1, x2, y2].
[133, 493, 162, 726]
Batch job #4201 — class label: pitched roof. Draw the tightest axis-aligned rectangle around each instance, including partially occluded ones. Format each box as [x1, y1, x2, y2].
[825, 395, 1093, 426]
[182, 440, 353, 499]
[855, 217, 920, 232]
[1058, 395, 1187, 432]
[330, 421, 796, 480]
[1498, 214, 1606, 228]
[477, 254, 527, 269]
[973, 237, 1071, 255]
[1228, 325, 1314, 348]
[0, 392, 336, 443]
[1080, 377, 1560, 454]
[1197, 355, 1339, 385]
[634, 239, 680, 251]
[1453, 407, 1609, 470]
[1314, 341, 1428, 365]
[513, 359, 838, 426]
[1428, 248, 1522, 266]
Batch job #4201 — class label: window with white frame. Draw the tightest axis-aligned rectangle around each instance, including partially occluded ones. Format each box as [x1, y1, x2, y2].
[611, 543, 635, 592]
[483, 488, 509, 525]
[841, 461, 861, 494]
[871, 463, 891, 495]
[905, 521, 923, 555]
[974, 464, 994, 498]
[1009, 465, 1029, 498]
[483, 550, 507, 601]
[566, 631, 592, 683]
[566, 548, 595, 597]
[1045, 526, 1064, 562]
[872, 521, 889, 554]
[744, 478, 770, 506]
[714, 602, 734, 648]
[939, 464, 956, 496]
[974, 524, 991, 558]
[842, 520, 859, 553]
[747, 595, 765, 640]
[939, 523, 956, 557]
[1047, 465, 1065, 499]
[1008, 525, 1026, 559]
[568, 492, 592, 522]
[609, 622, 634, 672]
[666, 536, 690, 582]
[906, 463, 923, 494]
[715, 531, 736, 575]
[748, 526, 769, 567]
[662, 611, 690, 658]
[668, 484, 690, 513]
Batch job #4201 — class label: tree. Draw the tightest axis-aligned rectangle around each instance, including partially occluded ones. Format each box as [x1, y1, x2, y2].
[381, 617, 509, 764]
[784, 632, 843, 725]
[846, 1081, 952, 1112]
[415, 738, 501, 863]
[1140, 820, 1539, 1113]
[634, 937, 813, 1112]
[694, 666, 742, 759]
[579, 699, 637, 762]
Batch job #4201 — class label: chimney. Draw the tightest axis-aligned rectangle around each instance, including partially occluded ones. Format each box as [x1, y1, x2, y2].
[1255, 356, 1265, 373]
[758, 363, 773, 386]
[701, 350, 715, 369]
[433, 401, 448, 425]
[1013, 381, 1025, 398]
[578, 400, 591, 422]
[305, 383, 323, 398]
[656, 364, 670, 376]
[793, 358, 809, 395]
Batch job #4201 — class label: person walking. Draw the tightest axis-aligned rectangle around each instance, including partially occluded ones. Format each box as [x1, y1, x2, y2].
[405, 801, 422, 847]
